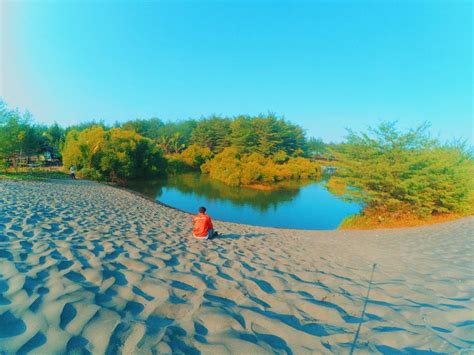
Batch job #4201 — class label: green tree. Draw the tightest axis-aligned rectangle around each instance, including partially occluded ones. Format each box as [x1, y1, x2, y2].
[122, 118, 164, 139]
[0, 102, 45, 169]
[156, 119, 197, 149]
[307, 137, 327, 156]
[332, 122, 474, 217]
[99, 128, 166, 181]
[61, 125, 107, 173]
[229, 114, 306, 157]
[47, 123, 66, 150]
[229, 116, 258, 153]
[191, 116, 231, 152]
[62, 126, 167, 182]
[123, 118, 197, 153]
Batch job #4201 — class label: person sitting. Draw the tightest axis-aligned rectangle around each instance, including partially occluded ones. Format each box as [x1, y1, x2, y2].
[192, 206, 217, 239]
[70, 166, 76, 180]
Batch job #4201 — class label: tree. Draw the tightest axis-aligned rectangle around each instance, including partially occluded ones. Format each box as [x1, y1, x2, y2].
[229, 116, 258, 153]
[99, 128, 167, 181]
[307, 137, 327, 156]
[332, 122, 474, 217]
[155, 119, 197, 149]
[179, 144, 213, 168]
[229, 114, 306, 157]
[61, 126, 167, 182]
[43, 122, 66, 151]
[272, 116, 306, 156]
[190, 116, 231, 152]
[0, 103, 45, 169]
[61, 125, 107, 173]
[122, 118, 164, 139]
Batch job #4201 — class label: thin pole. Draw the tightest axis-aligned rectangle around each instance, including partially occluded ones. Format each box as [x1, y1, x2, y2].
[349, 263, 377, 355]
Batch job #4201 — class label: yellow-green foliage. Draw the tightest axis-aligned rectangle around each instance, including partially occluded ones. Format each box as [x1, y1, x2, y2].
[62, 125, 106, 171]
[333, 122, 474, 217]
[201, 147, 242, 185]
[201, 147, 321, 186]
[167, 144, 213, 172]
[61, 126, 166, 181]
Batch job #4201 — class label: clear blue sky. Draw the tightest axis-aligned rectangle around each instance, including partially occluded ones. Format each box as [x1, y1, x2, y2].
[1, 0, 472, 143]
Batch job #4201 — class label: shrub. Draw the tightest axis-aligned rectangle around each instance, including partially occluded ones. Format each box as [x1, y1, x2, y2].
[61, 126, 167, 182]
[179, 144, 213, 168]
[332, 122, 474, 217]
[201, 147, 242, 186]
[78, 167, 104, 181]
[166, 144, 213, 173]
[62, 125, 106, 171]
[202, 147, 322, 186]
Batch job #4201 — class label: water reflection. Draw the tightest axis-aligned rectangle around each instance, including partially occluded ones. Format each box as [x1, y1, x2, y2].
[126, 173, 361, 230]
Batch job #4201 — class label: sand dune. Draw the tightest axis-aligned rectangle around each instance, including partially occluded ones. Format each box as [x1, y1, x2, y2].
[0, 179, 473, 354]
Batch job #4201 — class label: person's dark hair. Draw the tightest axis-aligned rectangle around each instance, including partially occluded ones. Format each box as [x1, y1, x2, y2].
[198, 206, 206, 213]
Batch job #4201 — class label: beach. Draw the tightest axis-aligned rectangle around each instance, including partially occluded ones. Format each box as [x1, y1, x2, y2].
[0, 179, 473, 353]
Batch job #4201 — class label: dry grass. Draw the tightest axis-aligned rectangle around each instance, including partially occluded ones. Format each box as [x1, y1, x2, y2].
[340, 209, 473, 230]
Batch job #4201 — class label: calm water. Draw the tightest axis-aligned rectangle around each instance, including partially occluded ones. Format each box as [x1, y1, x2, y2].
[126, 173, 361, 230]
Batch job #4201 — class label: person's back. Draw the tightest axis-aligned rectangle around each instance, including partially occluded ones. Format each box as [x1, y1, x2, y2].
[192, 206, 214, 239]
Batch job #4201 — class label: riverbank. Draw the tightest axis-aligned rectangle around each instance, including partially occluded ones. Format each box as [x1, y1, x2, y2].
[0, 167, 68, 181]
[0, 179, 473, 353]
[339, 209, 474, 230]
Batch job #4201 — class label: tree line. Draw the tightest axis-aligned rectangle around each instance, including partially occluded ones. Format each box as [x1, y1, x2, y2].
[1, 100, 472, 224]
[0, 101, 323, 184]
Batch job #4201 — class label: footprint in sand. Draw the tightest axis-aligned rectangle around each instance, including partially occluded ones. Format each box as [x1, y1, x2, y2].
[60, 303, 77, 330]
[66, 336, 90, 354]
[0, 311, 26, 338]
[17, 331, 47, 354]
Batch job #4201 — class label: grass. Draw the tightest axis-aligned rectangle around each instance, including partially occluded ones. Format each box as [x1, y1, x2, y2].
[0, 167, 69, 181]
[339, 206, 473, 230]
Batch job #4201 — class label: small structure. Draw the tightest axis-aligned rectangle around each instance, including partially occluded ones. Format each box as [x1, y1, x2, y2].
[5, 147, 62, 168]
[39, 147, 62, 166]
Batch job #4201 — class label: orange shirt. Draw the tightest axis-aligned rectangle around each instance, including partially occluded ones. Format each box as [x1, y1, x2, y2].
[192, 213, 213, 237]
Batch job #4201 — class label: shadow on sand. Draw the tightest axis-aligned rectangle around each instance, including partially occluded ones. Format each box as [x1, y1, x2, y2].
[215, 233, 266, 240]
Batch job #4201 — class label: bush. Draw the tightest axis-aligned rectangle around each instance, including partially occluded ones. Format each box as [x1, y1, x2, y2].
[61, 126, 167, 182]
[332, 122, 474, 217]
[62, 126, 106, 171]
[78, 167, 104, 181]
[202, 147, 322, 186]
[201, 147, 242, 186]
[166, 144, 213, 173]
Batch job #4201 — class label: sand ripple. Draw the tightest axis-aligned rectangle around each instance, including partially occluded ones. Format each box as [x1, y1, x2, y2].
[0, 179, 473, 354]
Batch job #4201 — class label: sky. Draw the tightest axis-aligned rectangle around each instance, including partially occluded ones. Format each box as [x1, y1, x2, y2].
[1, 0, 472, 143]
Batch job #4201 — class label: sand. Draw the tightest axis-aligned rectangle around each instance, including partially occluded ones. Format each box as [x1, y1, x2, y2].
[0, 179, 473, 354]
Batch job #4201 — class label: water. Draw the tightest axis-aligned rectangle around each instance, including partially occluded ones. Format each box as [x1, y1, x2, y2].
[126, 173, 361, 230]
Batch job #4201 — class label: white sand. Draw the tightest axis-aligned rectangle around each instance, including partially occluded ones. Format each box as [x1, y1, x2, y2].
[0, 179, 473, 354]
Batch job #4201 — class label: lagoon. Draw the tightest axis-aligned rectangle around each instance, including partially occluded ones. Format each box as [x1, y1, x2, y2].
[126, 173, 361, 230]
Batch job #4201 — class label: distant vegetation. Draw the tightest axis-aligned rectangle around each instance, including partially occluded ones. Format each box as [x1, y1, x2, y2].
[0, 100, 323, 185]
[330, 122, 474, 228]
[0, 101, 65, 170]
[201, 148, 321, 186]
[2, 99, 472, 228]
[61, 126, 167, 181]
